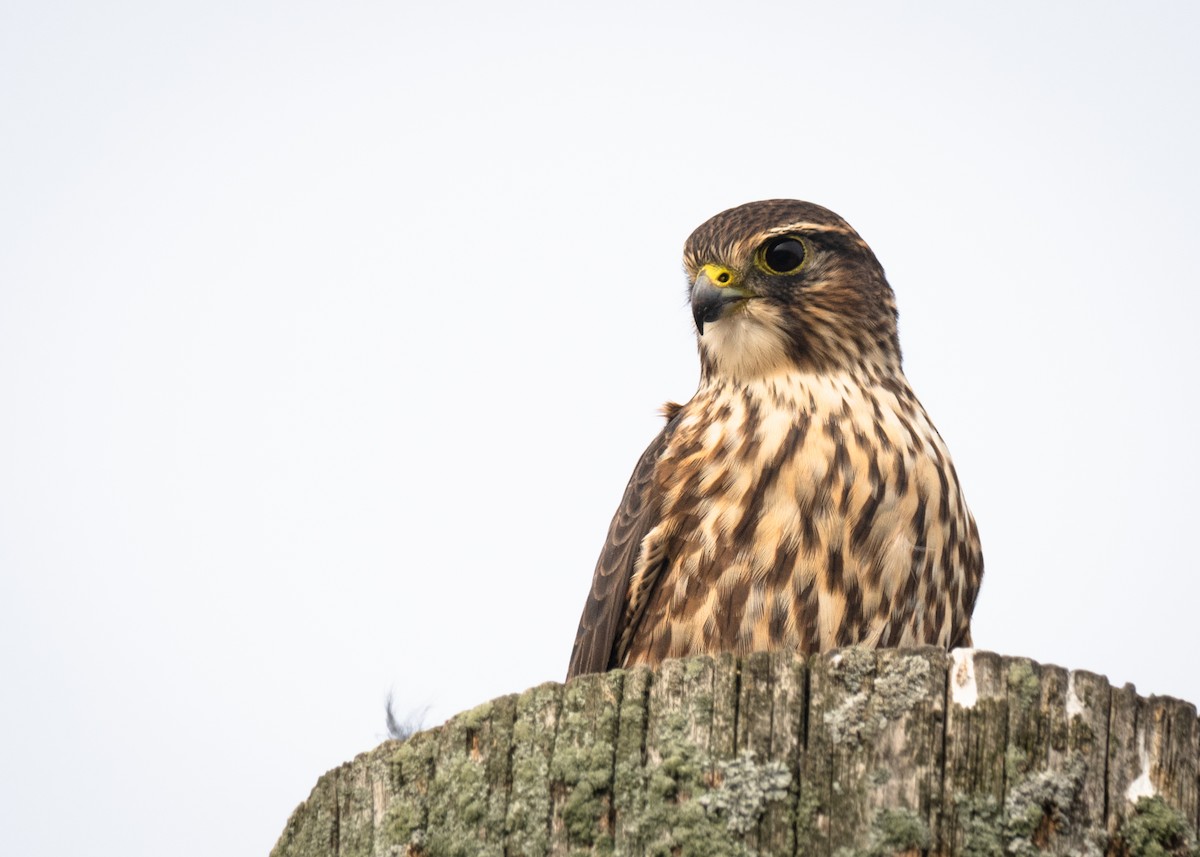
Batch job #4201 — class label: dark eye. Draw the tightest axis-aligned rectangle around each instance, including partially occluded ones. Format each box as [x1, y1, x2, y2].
[760, 236, 806, 274]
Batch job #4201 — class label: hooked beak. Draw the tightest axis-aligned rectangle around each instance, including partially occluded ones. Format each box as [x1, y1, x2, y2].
[690, 264, 752, 334]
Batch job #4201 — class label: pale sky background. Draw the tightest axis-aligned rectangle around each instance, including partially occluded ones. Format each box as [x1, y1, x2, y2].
[2, 2, 1198, 855]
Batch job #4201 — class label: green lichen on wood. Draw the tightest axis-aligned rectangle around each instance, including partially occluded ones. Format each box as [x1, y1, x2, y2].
[423, 751, 488, 855]
[381, 799, 424, 854]
[1004, 754, 1088, 857]
[629, 717, 792, 856]
[505, 681, 563, 857]
[270, 766, 342, 857]
[1113, 796, 1200, 857]
[821, 647, 876, 746]
[953, 794, 1004, 857]
[835, 646, 878, 693]
[793, 784, 824, 849]
[809, 647, 946, 857]
[548, 669, 623, 853]
[1005, 659, 1060, 789]
[821, 647, 933, 747]
[384, 731, 438, 851]
[273, 650, 1200, 857]
[698, 751, 791, 834]
[951, 754, 1096, 857]
[831, 808, 931, 857]
[873, 655, 933, 722]
[734, 652, 805, 855]
[637, 708, 724, 855]
[1007, 661, 1040, 711]
[610, 655, 794, 856]
[418, 693, 519, 857]
[868, 807, 931, 855]
[612, 665, 653, 855]
[942, 651, 1010, 857]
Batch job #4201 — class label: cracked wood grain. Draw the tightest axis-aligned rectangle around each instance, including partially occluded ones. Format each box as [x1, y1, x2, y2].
[271, 650, 1200, 857]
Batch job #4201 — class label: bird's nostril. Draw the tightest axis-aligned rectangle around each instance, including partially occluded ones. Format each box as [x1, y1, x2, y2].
[717, 272, 731, 284]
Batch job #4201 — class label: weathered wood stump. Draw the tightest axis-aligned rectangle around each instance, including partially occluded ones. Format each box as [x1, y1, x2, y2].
[271, 649, 1200, 857]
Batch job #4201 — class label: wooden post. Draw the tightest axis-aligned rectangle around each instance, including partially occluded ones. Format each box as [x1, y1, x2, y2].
[272, 649, 1200, 857]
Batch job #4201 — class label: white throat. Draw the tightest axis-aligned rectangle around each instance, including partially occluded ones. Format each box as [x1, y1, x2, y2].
[699, 309, 793, 381]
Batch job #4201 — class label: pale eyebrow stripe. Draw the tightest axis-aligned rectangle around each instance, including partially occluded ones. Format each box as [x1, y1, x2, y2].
[685, 219, 870, 271]
[767, 221, 852, 235]
[764, 221, 870, 249]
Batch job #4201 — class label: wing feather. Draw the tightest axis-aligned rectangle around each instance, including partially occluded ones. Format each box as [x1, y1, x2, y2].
[565, 417, 677, 679]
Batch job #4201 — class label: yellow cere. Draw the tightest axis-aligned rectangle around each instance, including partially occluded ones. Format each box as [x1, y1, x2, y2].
[699, 263, 737, 288]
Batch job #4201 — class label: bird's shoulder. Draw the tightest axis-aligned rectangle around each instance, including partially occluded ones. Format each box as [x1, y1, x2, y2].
[565, 407, 682, 679]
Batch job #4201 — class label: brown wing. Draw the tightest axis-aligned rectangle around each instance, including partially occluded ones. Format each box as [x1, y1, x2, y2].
[566, 417, 677, 679]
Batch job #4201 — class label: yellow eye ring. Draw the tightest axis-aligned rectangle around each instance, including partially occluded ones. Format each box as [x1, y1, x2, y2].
[756, 235, 807, 275]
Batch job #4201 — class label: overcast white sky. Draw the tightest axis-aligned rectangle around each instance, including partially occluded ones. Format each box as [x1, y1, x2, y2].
[2, 2, 1198, 854]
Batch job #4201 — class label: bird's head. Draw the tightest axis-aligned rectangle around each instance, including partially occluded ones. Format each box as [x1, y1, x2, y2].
[683, 200, 901, 381]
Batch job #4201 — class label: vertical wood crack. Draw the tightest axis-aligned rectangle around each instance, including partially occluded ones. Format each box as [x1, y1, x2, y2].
[542, 694, 564, 854]
[272, 650, 1200, 857]
[501, 715, 518, 857]
[937, 653, 951, 857]
[606, 671, 626, 845]
[730, 655, 743, 757]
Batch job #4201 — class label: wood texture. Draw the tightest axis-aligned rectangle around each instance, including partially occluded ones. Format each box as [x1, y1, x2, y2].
[272, 650, 1200, 857]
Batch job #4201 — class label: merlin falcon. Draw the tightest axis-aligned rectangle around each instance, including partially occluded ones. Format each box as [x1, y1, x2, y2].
[566, 200, 982, 679]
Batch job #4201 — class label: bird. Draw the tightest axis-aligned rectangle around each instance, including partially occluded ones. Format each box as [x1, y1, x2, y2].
[566, 199, 982, 679]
